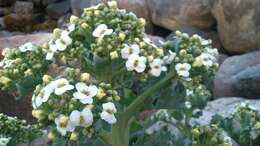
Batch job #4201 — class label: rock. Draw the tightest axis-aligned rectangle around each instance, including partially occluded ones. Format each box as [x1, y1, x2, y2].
[0, 92, 35, 123]
[30, 0, 61, 6]
[14, 1, 34, 14]
[4, 13, 42, 32]
[233, 66, 260, 98]
[192, 97, 260, 126]
[147, 35, 164, 46]
[0, 7, 11, 17]
[166, 27, 223, 51]
[0, 31, 25, 38]
[148, 0, 215, 31]
[0, 0, 15, 6]
[0, 17, 5, 29]
[0, 33, 52, 51]
[213, 51, 260, 98]
[211, 0, 260, 54]
[46, 0, 71, 19]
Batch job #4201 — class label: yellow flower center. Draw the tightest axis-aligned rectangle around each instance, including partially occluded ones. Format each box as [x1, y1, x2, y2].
[79, 115, 85, 125]
[105, 109, 113, 115]
[57, 83, 66, 88]
[82, 89, 90, 96]
[129, 48, 134, 54]
[133, 60, 139, 67]
[154, 65, 160, 69]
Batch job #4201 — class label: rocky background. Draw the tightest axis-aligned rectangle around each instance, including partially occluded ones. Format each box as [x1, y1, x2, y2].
[0, 0, 260, 128]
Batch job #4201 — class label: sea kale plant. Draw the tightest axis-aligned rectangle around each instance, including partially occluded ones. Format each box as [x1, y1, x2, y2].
[0, 1, 219, 146]
[0, 113, 42, 146]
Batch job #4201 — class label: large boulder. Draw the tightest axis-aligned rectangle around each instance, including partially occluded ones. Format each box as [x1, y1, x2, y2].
[0, 33, 52, 51]
[0, 0, 15, 6]
[46, 0, 71, 19]
[211, 0, 260, 54]
[192, 97, 260, 126]
[14, 1, 34, 14]
[214, 51, 260, 98]
[147, 0, 215, 31]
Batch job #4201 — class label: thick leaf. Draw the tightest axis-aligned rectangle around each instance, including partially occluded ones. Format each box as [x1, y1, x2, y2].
[155, 80, 186, 109]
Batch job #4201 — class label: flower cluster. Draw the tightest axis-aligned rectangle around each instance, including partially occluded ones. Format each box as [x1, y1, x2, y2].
[215, 101, 260, 146]
[192, 124, 232, 146]
[0, 43, 48, 90]
[31, 68, 120, 141]
[0, 113, 42, 145]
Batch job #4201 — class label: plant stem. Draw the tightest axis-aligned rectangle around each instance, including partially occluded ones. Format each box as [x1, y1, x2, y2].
[125, 71, 176, 120]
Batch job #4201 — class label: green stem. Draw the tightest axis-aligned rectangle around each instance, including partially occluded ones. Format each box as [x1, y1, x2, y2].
[124, 71, 176, 120]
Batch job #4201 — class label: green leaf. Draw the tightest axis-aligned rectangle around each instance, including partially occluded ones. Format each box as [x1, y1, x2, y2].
[155, 80, 186, 109]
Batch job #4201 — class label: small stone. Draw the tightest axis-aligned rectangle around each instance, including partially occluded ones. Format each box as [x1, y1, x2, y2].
[14, 1, 34, 14]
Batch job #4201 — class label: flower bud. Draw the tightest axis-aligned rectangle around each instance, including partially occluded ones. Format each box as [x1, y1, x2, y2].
[110, 51, 119, 60]
[81, 22, 89, 29]
[156, 48, 164, 57]
[80, 73, 90, 82]
[70, 132, 79, 141]
[139, 42, 146, 48]
[119, 32, 126, 41]
[48, 131, 57, 141]
[255, 122, 260, 130]
[14, 58, 22, 64]
[108, 1, 118, 9]
[70, 15, 79, 24]
[24, 69, 33, 76]
[175, 30, 182, 36]
[107, 96, 113, 101]
[94, 10, 101, 16]
[32, 110, 44, 120]
[192, 128, 200, 137]
[97, 88, 106, 99]
[223, 143, 231, 146]
[134, 38, 140, 43]
[86, 104, 94, 110]
[139, 18, 146, 27]
[147, 55, 154, 63]
[2, 48, 10, 56]
[42, 75, 52, 83]
[53, 28, 62, 38]
[42, 43, 48, 49]
[114, 95, 120, 101]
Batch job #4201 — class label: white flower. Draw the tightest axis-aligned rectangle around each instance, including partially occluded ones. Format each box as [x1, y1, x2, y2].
[92, 24, 113, 39]
[0, 59, 15, 69]
[55, 115, 75, 136]
[73, 82, 98, 104]
[149, 58, 167, 77]
[175, 63, 191, 78]
[185, 101, 192, 109]
[163, 50, 176, 64]
[46, 40, 58, 60]
[100, 102, 117, 124]
[0, 137, 11, 146]
[194, 53, 216, 68]
[55, 31, 72, 51]
[201, 39, 210, 46]
[19, 42, 37, 52]
[121, 44, 140, 59]
[68, 24, 75, 32]
[32, 84, 54, 108]
[126, 54, 147, 73]
[69, 108, 93, 127]
[51, 78, 74, 95]
[143, 37, 158, 48]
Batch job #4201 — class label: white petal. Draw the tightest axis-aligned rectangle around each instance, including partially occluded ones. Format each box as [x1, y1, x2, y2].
[57, 127, 67, 136]
[35, 96, 43, 107]
[88, 85, 98, 97]
[101, 112, 117, 124]
[105, 29, 113, 35]
[75, 82, 87, 92]
[55, 39, 67, 51]
[81, 108, 93, 127]
[70, 110, 81, 126]
[102, 102, 117, 113]
[80, 97, 93, 104]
